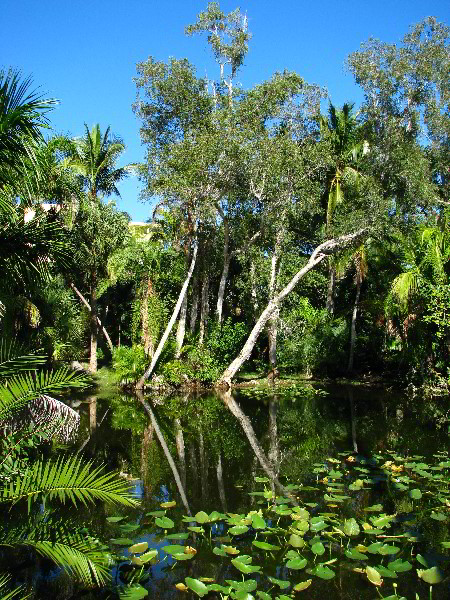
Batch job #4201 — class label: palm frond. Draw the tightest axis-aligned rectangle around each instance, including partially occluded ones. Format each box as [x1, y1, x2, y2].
[0, 455, 138, 510]
[0, 574, 28, 600]
[0, 367, 89, 421]
[0, 339, 47, 379]
[390, 270, 421, 309]
[2, 521, 110, 587]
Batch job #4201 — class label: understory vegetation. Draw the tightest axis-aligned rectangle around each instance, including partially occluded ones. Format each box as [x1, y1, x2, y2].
[0, 3, 449, 599]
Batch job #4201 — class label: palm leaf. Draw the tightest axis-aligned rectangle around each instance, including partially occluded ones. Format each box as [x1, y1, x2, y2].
[0, 574, 29, 600]
[0, 367, 89, 421]
[0, 455, 138, 510]
[390, 270, 421, 309]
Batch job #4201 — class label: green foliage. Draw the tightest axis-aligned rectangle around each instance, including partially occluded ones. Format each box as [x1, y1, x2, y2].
[113, 345, 148, 384]
[206, 318, 249, 366]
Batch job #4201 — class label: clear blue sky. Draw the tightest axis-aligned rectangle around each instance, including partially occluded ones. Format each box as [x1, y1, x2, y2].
[2, 0, 448, 221]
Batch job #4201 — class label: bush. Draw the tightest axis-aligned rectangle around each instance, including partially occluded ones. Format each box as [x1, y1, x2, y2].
[112, 345, 148, 384]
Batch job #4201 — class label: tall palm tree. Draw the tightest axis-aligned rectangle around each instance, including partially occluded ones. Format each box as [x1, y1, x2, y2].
[64, 124, 132, 372]
[65, 123, 131, 200]
[319, 102, 367, 314]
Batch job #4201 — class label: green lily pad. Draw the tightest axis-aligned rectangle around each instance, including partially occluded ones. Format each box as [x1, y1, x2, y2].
[110, 538, 134, 545]
[155, 516, 174, 529]
[194, 511, 210, 523]
[162, 545, 186, 555]
[253, 540, 281, 551]
[375, 566, 397, 578]
[388, 559, 412, 572]
[185, 577, 208, 597]
[417, 567, 443, 584]
[345, 548, 367, 560]
[311, 542, 325, 556]
[226, 580, 258, 593]
[379, 544, 400, 555]
[430, 512, 446, 521]
[119, 584, 148, 599]
[409, 489, 422, 500]
[173, 552, 194, 561]
[267, 576, 290, 589]
[166, 533, 189, 539]
[231, 559, 261, 574]
[293, 580, 312, 591]
[311, 565, 335, 580]
[128, 542, 148, 554]
[187, 526, 205, 533]
[252, 514, 266, 529]
[343, 518, 360, 536]
[286, 558, 307, 570]
[229, 525, 249, 535]
[139, 550, 158, 563]
[367, 542, 383, 554]
[146, 510, 166, 517]
[119, 524, 140, 532]
[256, 592, 272, 600]
[106, 516, 125, 523]
[288, 534, 305, 548]
[366, 566, 382, 586]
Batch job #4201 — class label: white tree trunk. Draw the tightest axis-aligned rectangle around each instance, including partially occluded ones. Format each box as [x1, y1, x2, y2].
[250, 260, 259, 313]
[137, 237, 198, 388]
[216, 216, 230, 325]
[218, 230, 366, 387]
[190, 275, 199, 333]
[136, 390, 191, 515]
[175, 293, 188, 358]
[199, 273, 209, 345]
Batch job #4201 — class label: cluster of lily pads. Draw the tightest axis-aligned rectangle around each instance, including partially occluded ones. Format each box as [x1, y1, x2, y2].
[106, 451, 450, 600]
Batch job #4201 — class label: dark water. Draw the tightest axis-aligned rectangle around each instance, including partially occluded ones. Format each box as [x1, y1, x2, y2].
[35, 384, 450, 598]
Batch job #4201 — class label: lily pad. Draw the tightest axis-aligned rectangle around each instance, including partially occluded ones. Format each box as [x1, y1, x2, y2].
[253, 540, 281, 551]
[293, 580, 312, 591]
[194, 511, 210, 523]
[366, 566, 382, 586]
[231, 559, 261, 574]
[345, 548, 367, 560]
[267, 576, 290, 590]
[343, 518, 360, 536]
[417, 567, 443, 584]
[110, 538, 134, 545]
[229, 525, 249, 535]
[155, 516, 174, 529]
[128, 542, 148, 554]
[311, 542, 325, 556]
[388, 559, 412, 572]
[166, 533, 189, 539]
[160, 501, 176, 508]
[409, 489, 422, 500]
[252, 514, 266, 529]
[185, 577, 208, 597]
[288, 534, 305, 548]
[162, 544, 186, 555]
[311, 565, 335, 580]
[286, 558, 307, 570]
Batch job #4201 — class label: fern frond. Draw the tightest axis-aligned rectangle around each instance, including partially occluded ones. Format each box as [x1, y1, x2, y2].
[0, 339, 47, 379]
[0, 455, 138, 510]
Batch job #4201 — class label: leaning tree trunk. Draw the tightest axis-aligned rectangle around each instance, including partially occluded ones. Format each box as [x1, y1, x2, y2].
[70, 283, 114, 352]
[217, 230, 367, 387]
[175, 293, 188, 358]
[89, 274, 98, 373]
[347, 271, 362, 373]
[137, 237, 198, 389]
[136, 389, 191, 515]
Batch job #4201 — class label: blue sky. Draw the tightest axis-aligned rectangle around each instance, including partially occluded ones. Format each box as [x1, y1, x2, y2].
[2, 0, 448, 221]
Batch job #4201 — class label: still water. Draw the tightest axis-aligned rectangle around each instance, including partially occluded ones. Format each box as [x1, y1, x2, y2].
[43, 384, 450, 598]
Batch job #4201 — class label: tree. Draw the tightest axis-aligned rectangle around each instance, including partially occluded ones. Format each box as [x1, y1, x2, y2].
[64, 123, 131, 200]
[68, 198, 129, 372]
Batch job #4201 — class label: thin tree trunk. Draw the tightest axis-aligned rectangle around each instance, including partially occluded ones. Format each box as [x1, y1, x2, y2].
[89, 275, 98, 373]
[216, 216, 230, 325]
[190, 274, 199, 333]
[347, 273, 362, 373]
[216, 453, 228, 513]
[267, 398, 279, 471]
[250, 260, 259, 314]
[175, 293, 188, 358]
[70, 283, 114, 352]
[217, 230, 367, 387]
[199, 273, 209, 345]
[141, 277, 155, 357]
[267, 225, 284, 370]
[175, 418, 186, 490]
[137, 235, 198, 389]
[326, 261, 336, 315]
[199, 430, 209, 504]
[136, 389, 191, 515]
[88, 396, 97, 433]
[141, 422, 154, 499]
[219, 388, 293, 498]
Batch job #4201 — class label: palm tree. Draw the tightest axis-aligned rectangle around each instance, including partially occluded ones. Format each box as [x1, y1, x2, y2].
[64, 124, 132, 372]
[65, 123, 131, 201]
[319, 102, 367, 314]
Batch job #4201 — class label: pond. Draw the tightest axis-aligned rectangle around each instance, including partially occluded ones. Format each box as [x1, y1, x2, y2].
[40, 383, 450, 599]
